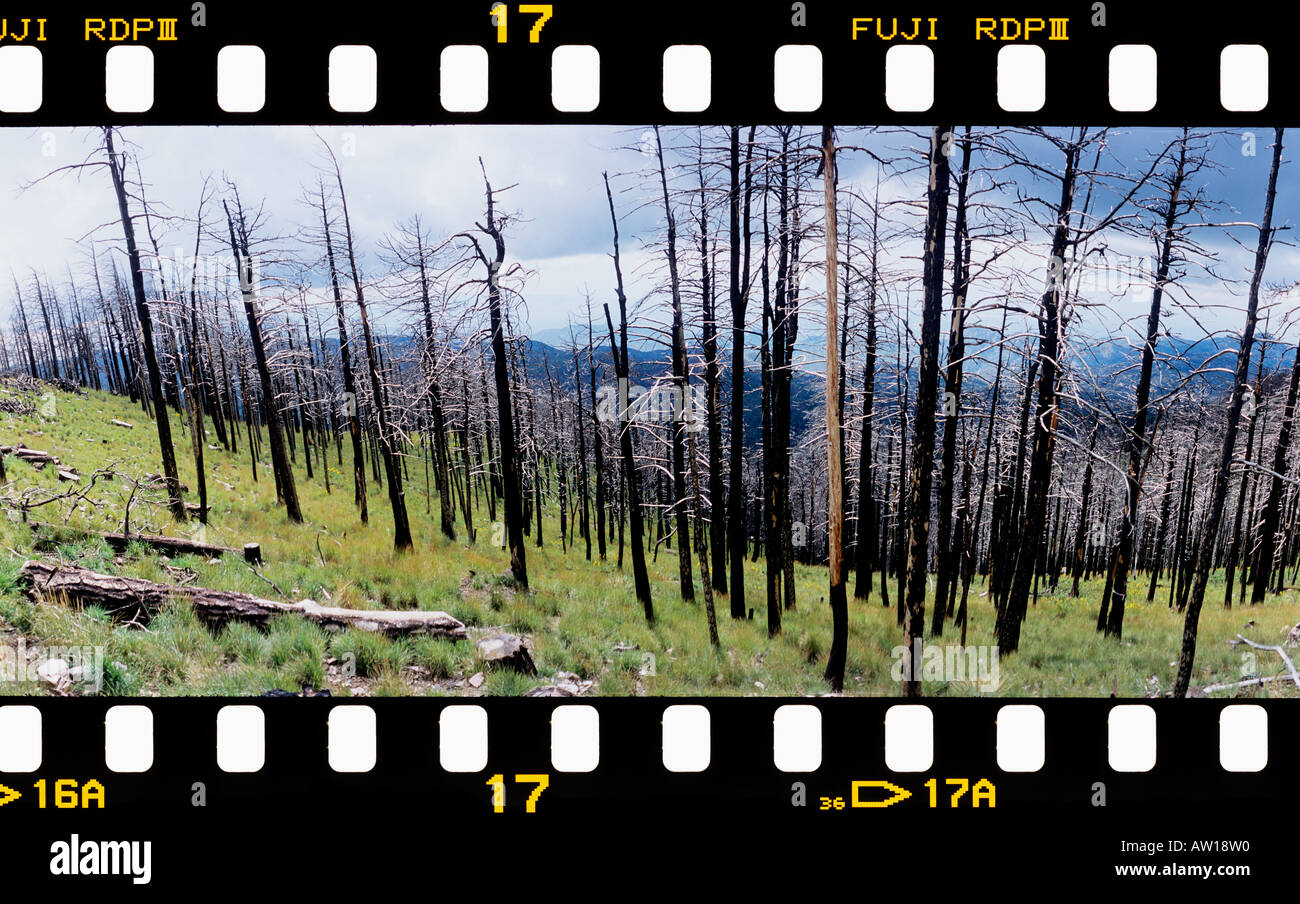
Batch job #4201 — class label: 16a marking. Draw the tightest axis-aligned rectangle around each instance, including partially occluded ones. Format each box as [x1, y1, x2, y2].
[34, 779, 106, 809]
[486, 773, 550, 813]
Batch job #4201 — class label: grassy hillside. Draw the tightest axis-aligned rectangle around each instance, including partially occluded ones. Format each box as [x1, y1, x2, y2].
[1, 379, 1298, 698]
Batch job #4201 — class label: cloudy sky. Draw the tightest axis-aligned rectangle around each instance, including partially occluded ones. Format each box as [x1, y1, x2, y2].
[1, 125, 1297, 357]
[0, 124, 662, 333]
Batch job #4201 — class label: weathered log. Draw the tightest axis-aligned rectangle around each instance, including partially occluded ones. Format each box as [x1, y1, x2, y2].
[17, 560, 468, 640]
[145, 473, 190, 493]
[111, 418, 134, 429]
[28, 522, 244, 559]
[1, 445, 59, 467]
[57, 469, 80, 483]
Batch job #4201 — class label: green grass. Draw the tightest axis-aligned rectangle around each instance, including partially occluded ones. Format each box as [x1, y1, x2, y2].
[2, 379, 1299, 698]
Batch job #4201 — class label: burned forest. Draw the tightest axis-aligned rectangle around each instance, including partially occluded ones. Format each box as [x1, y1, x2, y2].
[2, 124, 1299, 699]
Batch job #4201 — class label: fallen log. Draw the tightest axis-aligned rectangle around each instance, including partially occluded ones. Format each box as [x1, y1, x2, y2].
[110, 418, 134, 429]
[17, 560, 468, 640]
[27, 522, 242, 559]
[1, 445, 59, 467]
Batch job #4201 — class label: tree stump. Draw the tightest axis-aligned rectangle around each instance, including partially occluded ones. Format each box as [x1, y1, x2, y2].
[475, 634, 537, 675]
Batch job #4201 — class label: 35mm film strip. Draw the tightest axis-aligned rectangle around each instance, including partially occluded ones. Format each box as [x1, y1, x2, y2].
[0, 698, 1288, 880]
[1, 0, 1298, 892]
[0, 2, 1292, 123]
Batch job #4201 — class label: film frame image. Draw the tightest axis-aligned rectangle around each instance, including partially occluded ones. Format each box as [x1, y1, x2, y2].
[0, 122, 1297, 702]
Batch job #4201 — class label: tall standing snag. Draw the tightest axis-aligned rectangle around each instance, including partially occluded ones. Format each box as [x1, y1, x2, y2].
[931, 127, 973, 635]
[103, 128, 186, 522]
[901, 125, 953, 697]
[311, 180, 368, 521]
[603, 172, 653, 619]
[1250, 333, 1300, 604]
[653, 126, 696, 603]
[1175, 128, 1285, 696]
[469, 160, 528, 588]
[1102, 130, 1196, 637]
[222, 194, 303, 524]
[322, 139, 413, 551]
[822, 126, 848, 692]
[727, 126, 754, 618]
[999, 130, 1082, 655]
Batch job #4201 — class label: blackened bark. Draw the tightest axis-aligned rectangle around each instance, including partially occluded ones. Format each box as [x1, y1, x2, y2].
[902, 125, 953, 696]
[932, 127, 973, 635]
[653, 126, 696, 602]
[1104, 133, 1189, 637]
[104, 128, 186, 521]
[1000, 134, 1081, 655]
[822, 126, 849, 691]
[1175, 127, 1284, 697]
[727, 126, 754, 617]
[1250, 334, 1300, 603]
[222, 197, 303, 523]
[603, 173, 652, 617]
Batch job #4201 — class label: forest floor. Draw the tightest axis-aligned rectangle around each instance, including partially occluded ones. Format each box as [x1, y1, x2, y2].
[1, 378, 1299, 698]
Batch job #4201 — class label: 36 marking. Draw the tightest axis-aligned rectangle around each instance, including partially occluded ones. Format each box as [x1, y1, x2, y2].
[818, 778, 996, 810]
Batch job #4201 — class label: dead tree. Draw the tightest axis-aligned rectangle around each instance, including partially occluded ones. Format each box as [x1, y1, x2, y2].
[1175, 127, 1284, 697]
[653, 126, 696, 602]
[462, 160, 528, 585]
[931, 126, 973, 635]
[321, 140, 412, 551]
[1102, 130, 1201, 637]
[822, 126, 848, 692]
[1250, 338, 1300, 602]
[603, 172, 653, 618]
[103, 128, 186, 521]
[901, 125, 952, 696]
[727, 125, 755, 617]
[222, 191, 303, 523]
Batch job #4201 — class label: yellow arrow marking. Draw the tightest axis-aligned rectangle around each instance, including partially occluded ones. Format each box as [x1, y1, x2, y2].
[0, 783, 21, 808]
[850, 780, 912, 809]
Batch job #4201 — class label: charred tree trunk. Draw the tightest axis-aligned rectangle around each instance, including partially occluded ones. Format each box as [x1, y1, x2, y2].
[328, 152, 412, 551]
[1175, 127, 1283, 697]
[1250, 333, 1300, 603]
[932, 127, 972, 635]
[1104, 132, 1190, 638]
[822, 126, 849, 692]
[222, 196, 303, 523]
[901, 125, 953, 696]
[317, 186, 368, 523]
[653, 126, 696, 602]
[727, 125, 754, 617]
[603, 177, 652, 618]
[999, 134, 1081, 655]
[103, 128, 186, 521]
